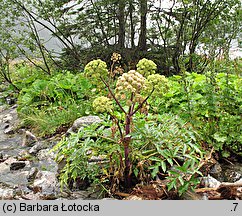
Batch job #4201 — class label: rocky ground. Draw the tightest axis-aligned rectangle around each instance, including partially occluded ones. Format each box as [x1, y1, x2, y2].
[0, 104, 101, 200]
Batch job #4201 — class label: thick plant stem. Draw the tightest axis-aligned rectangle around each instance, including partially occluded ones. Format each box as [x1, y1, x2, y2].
[124, 114, 132, 188]
[124, 142, 131, 188]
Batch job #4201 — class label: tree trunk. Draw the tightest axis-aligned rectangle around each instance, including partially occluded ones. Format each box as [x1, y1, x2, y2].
[138, 0, 147, 51]
[129, 1, 135, 48]
[118, 0, 125, 49]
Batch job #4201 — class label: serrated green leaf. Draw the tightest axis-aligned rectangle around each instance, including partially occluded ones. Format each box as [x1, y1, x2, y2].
[150, 156, 162, 162]
[178, 176, 184, 185]
[134, 168, 139, 177]
[168, 170, 179, 176]
[161, 161, 167, 172]
[151, 166, 159, 178]
[167, 158, 174, 166]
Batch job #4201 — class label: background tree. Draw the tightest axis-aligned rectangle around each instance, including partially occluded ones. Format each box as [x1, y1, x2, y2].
[0, 0, 240, 75]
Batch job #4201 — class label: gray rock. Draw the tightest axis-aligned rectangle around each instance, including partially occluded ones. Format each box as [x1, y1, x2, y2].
[3, 157, 17, 166]
[223, 170, 242, 183]
[0, 188, 14, 200]
[29, 141, 49, 155]
[67, 116, 102, 134]
[11, 104, 18, 109]
[0, 158, 29, 187]
[0, 105, 6, 113]
[2, 114, 13, 123]
[209, 163, 222, 179]
[32, 171, 58, 197]
[36, 149, 58, 173]
[20, 130, 38, 147]
[0, 161, 10, 175]
[200, 175, 221, 188]
[0, 107, 19, 140]
[0, 170, 29, 188]
[37, 149, 56, 161]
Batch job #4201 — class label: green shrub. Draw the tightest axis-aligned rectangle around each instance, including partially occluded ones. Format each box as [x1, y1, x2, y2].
[154, 72, 242, 157]
[53, 58, 204, 196]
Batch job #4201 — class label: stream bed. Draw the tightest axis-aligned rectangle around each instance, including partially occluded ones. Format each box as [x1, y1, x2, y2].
[0, 104, 99, 200]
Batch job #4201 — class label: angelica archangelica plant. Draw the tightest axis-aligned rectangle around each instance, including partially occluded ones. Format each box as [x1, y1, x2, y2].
[89, 58, 168, 188]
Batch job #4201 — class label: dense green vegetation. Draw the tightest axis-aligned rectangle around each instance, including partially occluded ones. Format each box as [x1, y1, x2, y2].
[1, 56, 240, 197]
[0, 0, 241, 198]
[17, 70, 93, 135]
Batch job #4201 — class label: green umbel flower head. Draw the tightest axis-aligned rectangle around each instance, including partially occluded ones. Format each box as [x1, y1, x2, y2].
[136, 58, 157, 78]
[92, 96, 113, 113]
[84, 59, 109, 85]
[145, 74, 169, 97]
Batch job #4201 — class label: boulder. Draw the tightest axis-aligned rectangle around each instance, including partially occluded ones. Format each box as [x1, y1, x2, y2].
[19, 130, 38, 147]
[32, 171, 58, 198]
[66, 115, 102, 134]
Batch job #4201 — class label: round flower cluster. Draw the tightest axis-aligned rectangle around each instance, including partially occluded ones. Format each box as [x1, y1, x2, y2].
[136, 58, 157, 78]
[111, 52, 121, 62]
[84, 59, 109, 83]
[145, 74, 169, 96]
[92, 96, 113, 113]
[115, 70, 145, 99]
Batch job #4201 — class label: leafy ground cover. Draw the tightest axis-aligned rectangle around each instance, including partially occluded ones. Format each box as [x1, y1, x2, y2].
[0, 55, 241, 198]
